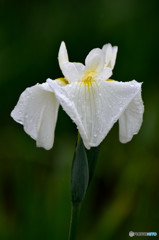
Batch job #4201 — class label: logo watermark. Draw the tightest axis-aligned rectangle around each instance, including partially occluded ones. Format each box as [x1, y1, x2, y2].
[129, 231, 157, 237]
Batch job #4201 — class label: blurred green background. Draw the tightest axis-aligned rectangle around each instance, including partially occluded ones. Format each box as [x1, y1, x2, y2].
[0, 0, 159, 239]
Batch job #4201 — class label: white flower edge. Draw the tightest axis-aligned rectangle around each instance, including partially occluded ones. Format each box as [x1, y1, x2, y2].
[11, 82, 59, 150]
[47, 78, 144, 149]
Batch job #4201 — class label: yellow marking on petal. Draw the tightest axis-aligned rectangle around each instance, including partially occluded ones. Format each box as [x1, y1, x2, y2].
[81, 70, 97, 80]
[80, 77, 93, 85]
[79, 78, 95, 102]
[57, 78, 69, 85]
[79, 70, 97, 85]
[107, 79, 114, 81]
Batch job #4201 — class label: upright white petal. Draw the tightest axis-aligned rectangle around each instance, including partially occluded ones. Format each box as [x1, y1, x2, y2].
[58, 41, 69, 70]
[111, 46, 118, 69]
[47, 78, 142, 149]
[96, 68, 112, 81]
[85, 54, 104, 73]
[119, 85, 144, 143]
[60, 62, 83, 83]
[85, 48, 102, 65]
[85, 48, 105, 73]
[73, 62, 85, 74]
[102, 43, 118, 69]
[11, 83, 59, 150]
[58, 42, 85, 83]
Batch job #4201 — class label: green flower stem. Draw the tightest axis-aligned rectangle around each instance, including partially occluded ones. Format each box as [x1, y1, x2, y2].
[68, 203, 81, 240]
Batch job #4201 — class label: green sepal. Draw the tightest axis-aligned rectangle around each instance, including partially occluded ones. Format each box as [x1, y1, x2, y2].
[86, 146, 100, 185]
[71, 137, 89, 204]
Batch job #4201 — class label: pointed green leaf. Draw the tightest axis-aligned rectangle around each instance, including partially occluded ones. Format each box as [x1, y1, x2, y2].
[71, 138, 89, 204]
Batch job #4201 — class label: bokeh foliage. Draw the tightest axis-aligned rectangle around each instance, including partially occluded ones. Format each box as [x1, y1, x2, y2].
[0, 0, 159, 239]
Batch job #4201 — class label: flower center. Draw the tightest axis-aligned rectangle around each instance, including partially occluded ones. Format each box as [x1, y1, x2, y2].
[80, 70, 97, 84]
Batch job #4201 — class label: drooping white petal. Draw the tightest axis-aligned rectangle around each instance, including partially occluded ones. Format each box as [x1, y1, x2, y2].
[119, 85, 144, 143]
[102, 43, 118, 69]
[11, 83, 59, 150]
[85, 48, 105, 73]
[58, 41, 69, 70]
[47, 78, 142, 149]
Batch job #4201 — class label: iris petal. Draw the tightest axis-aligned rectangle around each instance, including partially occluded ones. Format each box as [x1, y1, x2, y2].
[102, 43, 118, 69]
[60, 62, 83, 83]
[58, 41, 69, 70]
[47, 79, 143, 149]
[85, 48, 104, 72]
[11, 83, 59, 150]
[119, 87, 144, 143]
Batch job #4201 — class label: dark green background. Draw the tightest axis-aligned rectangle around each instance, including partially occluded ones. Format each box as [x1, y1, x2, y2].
[0, 0, 159, 239]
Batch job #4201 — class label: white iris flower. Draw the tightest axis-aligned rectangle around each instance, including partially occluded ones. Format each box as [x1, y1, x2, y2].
[11, 42, 144, 150]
